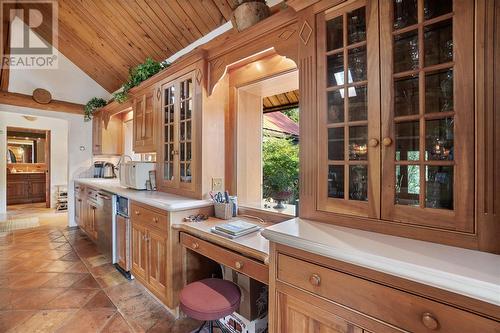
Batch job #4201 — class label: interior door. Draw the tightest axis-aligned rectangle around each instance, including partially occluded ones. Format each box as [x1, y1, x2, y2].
[131, 222, 148, 281]
[147, 228, 167, 298]
[317, 0, 380, 218]
[380, 0, 474, 231]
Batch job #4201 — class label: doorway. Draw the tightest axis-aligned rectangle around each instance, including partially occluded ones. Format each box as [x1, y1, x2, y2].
[6, 127, 51, 209]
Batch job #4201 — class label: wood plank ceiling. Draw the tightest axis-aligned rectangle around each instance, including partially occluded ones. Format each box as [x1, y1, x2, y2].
[263, 89, 299, 112]
[17, 0, 238, 92]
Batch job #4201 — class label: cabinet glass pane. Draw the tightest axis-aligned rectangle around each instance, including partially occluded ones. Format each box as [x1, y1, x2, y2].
[347, 7, 366, 45]
[395, 121, 420, 161]
[186, 99, 193, 119]
[393, 30, 419, 73]
[393, 0, 417, 30]
[186, 120, 192, 141]
[424, 19, 453, 67]
[425, 118, 454, 160]
[327, 90, 344, 123]
[180, 101, 186, 121]
[349, 165, 367, 201]
[327, 53, 344, 87]
[186, 142, 192, 161]
[348, 46, 367, 82]
[180, 122, 185, 141]
[326, 16, 343, 51]
[425, 69, 453, 113]
[349, 126, 367, 160]
[348, 85, 367, 121]
[424, 0, 452, 20]
[395, 165, 420, 206]
[181, 79, 193, 99]
[328, 127, 344, 161]
[426, 166, 453, 209]
[328, 165, 344, 198]
[164, 162, 173, 181]
[394, 75, 419, 116]
[180, 143, 185, 161]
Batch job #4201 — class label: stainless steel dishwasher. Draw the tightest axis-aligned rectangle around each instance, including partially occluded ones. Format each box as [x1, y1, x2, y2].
[94, 190, 115, 260]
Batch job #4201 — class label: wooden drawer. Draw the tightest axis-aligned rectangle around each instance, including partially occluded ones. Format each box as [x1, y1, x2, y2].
[277, 254, 499, 333]
[180, 232, 268, 284]
[130, 202, 168, 232]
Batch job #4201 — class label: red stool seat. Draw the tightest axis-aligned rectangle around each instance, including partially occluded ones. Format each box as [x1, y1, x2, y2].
[180, 278, 241, 321]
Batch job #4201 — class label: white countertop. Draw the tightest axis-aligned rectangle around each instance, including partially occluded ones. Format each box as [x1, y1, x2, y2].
[262, 218, 500, 306]
[75, 178, 213, 212]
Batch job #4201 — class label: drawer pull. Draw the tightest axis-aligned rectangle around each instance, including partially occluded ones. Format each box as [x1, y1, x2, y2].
[135, 210, 140, 215]
[309, 273, 321, 286]
[192, 242, 199, 249]
[421, 312, 439, 330]
[382, 137, 393, 147]
[235, 261, 244, 270]
[153, 217, 159, 223]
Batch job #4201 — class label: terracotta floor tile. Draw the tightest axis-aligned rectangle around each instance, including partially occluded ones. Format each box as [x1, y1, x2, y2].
[70, 274, 101, 289]
[58, 251, 80, 262]
[100, 312, 133, 333]
[8, 309, 77, 333]
[96, 270, 128, 289]
[6, 288, 66, 310]
[44, 288, 98, 309]
[88, 263, 116, 277]
[64, 261, 88, 273]
[0, 310, 37, 332]
[8, 272, 58, 289]
[84, 290, 116, 309]
[40, 273, 88, 288]
[55, 308, 116, 333]
[36, 260, 77, 273]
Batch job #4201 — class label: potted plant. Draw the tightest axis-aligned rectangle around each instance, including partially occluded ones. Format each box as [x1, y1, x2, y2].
[113, 57, 168, 103]
[84, 97, 107, 121]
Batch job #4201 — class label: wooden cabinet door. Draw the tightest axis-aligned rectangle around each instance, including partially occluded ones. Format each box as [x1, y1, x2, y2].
[147, 228, 167, 299]
[131, 222, 148, 281]
[277, 291, 363, 333]
[92, 112, 103, 155]
[158, 82, 179, 189]
[379, 0, 474, 231]
[6, 178, 29, 205]
[158, 72, 197, 193]
[142, 88, 156, 151]
[317, 0, 380, 218]
[75, 196, 82, 226]
[116, 215, 130, 271]
[133, 95, 145, 151]
[30, 176, 46, 203]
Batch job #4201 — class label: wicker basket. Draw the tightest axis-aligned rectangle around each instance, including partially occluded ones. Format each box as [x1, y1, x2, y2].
[214, 203, 233, 220]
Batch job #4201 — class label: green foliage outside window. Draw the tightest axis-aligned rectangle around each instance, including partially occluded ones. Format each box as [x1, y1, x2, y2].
[262, 137, 299, 203]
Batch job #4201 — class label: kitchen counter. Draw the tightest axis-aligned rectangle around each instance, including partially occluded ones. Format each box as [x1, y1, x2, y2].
[262, 218, 500, 306]
[75, 178, 212, 212]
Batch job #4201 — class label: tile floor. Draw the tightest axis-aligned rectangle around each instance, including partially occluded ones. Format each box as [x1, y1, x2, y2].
[0, 205, 201, 332]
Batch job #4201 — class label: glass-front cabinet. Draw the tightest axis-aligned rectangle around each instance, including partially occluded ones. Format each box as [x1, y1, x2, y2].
[317, 0, 380, 218]
[317, 0, 474, 232]
[157, 71, 197, 195]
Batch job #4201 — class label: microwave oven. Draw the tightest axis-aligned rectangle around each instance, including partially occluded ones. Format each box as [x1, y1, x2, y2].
[119, 161, 156, 190]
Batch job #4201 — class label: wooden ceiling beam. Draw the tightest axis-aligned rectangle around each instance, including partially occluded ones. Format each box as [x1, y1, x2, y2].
[213, 0, 234, 20]
[0, 91, 84, 115]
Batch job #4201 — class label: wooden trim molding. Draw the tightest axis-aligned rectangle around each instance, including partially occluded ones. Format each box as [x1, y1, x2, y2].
[0, 91, 84, 115]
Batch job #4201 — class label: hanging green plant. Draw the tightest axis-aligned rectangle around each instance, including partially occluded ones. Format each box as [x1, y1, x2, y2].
[84, 97, 107, 121]
[113, 57, 169, 103]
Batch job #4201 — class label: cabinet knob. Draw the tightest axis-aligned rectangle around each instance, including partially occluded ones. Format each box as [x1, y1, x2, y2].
[135, 210, 140, 215]
[153, 217, 159, 223]
[192, 242, 199, 249]
[382, 137, 393, 147]
[171, 150, 178, 156]
[369, 138, 379, 147]
[235, 261, 244, 270]
[309, 273, 321, 286]
[421, 312, 439, 330]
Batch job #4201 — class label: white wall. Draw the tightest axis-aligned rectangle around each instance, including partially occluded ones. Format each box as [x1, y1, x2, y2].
[8, 17, 110, 104]
[0, 105, 93, 226]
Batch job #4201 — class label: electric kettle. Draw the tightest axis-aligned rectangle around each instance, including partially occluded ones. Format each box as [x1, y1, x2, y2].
[103, 162, 116, 178]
